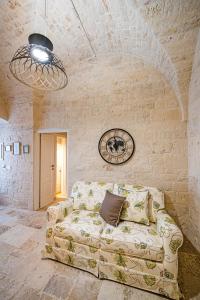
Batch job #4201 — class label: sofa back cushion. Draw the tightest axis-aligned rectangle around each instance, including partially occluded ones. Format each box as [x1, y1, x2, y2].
[71, 181, 114, 212]
[113, 184, 164, 223]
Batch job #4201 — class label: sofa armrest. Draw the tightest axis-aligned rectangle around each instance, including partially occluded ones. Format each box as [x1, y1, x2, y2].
[46, 198, 73, 225]
[157, 210, 183, 280]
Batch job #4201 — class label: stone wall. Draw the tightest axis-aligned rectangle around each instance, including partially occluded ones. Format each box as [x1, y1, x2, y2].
[0, 58, 189, 234]
[0, 96, 34, 209]
[188, 30, 200, 251]
[39, 59, 188, 229]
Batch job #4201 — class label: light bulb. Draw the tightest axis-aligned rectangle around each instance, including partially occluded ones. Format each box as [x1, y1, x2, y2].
[31, 47, 50, 62]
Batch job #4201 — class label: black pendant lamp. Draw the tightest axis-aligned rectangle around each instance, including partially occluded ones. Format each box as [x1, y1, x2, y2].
[10, 33, 68, 91]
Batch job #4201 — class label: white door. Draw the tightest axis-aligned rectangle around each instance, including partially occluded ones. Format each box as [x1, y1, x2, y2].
[56, 140, 62, 194]
[40, 134, 56, 207]
[56, 135, 67, 196]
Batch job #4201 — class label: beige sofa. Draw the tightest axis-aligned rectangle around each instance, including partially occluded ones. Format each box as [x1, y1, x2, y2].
[42, 181, 183, 299]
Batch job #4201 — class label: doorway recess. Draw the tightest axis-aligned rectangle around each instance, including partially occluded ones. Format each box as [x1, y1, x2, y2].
[39, 132, 67, 209]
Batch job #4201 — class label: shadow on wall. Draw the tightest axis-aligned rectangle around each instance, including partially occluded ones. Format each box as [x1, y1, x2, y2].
[164, 193, 188, 228]
[163, 189, 200, 296]
[178, 236, 200, 300]
[188, 185, 200, 250]
[0, 103, 8, 123]
[0, 65, 11, 122]
[165, 175, 200, 298]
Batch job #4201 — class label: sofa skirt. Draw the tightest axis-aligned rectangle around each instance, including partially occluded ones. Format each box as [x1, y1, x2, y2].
[99, 261, 181, 300]
[42, 244, 99, 277]
[42, 244, 182, 300]
[99, 250, 164, 277]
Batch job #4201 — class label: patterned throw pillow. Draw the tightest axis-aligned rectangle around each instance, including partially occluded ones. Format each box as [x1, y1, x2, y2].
[117, 187, 150, 225]
[113, 184, 164, 223]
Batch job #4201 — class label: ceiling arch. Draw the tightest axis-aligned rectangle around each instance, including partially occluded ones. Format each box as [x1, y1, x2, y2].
[47, 0, 187, 119]
[0, 0, 199, 122]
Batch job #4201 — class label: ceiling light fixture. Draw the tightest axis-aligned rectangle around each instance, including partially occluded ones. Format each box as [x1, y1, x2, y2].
[31, 47, 50, 63]
[9, 33, 68, 91]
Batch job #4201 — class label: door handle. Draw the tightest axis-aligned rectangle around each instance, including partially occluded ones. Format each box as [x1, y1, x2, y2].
[51, 164, 55, 170]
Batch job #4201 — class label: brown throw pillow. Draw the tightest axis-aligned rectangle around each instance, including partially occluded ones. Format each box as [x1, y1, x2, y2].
[100, 190, 125, 227]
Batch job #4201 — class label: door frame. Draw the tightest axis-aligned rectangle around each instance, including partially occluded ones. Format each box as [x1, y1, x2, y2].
[33, 128, 69, 210]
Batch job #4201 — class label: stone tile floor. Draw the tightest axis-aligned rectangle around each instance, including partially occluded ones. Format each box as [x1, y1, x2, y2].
[0, 205, 200, 300]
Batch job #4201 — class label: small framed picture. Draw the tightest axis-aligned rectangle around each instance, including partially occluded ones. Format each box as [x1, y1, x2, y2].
[0, 143, 4, 160]
[5, 145, 12, 152]
[23, 144, 29, 154]
[13, 142, 21, 155]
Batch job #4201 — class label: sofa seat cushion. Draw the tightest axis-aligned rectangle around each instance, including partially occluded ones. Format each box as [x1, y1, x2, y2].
[53, 210, 106, 248]
[101, 221, 164, 262]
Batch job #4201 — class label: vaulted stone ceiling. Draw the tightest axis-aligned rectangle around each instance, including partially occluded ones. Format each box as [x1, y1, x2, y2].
[0, 0, 200, 120]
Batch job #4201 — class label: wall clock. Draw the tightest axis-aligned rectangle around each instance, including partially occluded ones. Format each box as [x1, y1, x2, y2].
[98, 128, 135, 165]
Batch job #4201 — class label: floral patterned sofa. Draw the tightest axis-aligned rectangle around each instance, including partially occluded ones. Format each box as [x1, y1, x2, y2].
[42, 181, 183, 299]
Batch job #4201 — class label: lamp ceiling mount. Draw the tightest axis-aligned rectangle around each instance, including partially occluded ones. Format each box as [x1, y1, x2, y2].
[28, 33, 53, 51]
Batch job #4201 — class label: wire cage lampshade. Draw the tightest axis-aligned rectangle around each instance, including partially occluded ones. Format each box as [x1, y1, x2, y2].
[9, 33, 68, 91]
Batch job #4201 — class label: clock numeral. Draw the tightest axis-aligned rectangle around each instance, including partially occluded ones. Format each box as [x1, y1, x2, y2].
[102, 138, 108, 144]
[126, 138, 132, 143]
[100, 146, 106, 151]
[120, 152, 126, 157]
[126, 143, 133, 148]
[101, 140, 107, 145]
[102, 151, 108, 157]
[114, 130, 118, 137]
[108, 131, 114, 138]
[115, 156, 120, 163]
[126, 151, 131, 157]
[108, 154, 112, 161]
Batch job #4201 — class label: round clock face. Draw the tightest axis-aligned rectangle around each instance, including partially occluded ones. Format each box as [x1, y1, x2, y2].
[98, 128, 135, 165]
